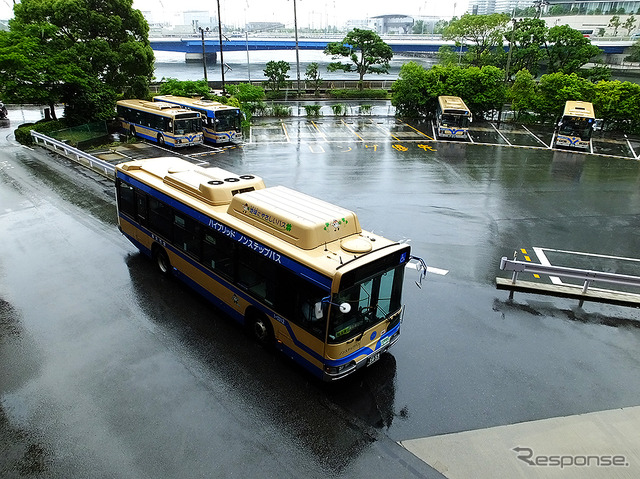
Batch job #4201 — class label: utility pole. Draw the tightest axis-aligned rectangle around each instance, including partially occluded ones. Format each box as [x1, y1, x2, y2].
[199, 27, 209, 83]
[217, 0, 226, 94]
[293, 0, 301, 93]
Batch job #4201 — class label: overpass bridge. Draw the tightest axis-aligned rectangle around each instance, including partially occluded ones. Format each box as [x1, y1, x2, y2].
[150, 36, 631, 63]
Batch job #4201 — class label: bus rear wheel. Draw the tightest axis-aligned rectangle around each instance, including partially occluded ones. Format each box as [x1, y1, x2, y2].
[248, 312, 273, 348]
[157, 134, 165, 146]
[130, 126, 136, 138]
[152, 246, 171, 276]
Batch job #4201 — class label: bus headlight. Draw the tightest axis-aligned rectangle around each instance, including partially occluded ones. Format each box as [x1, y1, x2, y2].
[324, 361, 356, 376]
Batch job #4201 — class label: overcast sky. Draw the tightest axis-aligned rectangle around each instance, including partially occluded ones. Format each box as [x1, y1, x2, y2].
[1, 1, 469, 26]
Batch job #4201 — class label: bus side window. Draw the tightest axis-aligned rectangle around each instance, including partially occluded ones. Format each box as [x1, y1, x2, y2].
[202, 228, 235, 280]
[148, 197, 173, 240]
[117, 180, 136, 217]
[173, 212, 200, 259]
[135, 192, 148, 225]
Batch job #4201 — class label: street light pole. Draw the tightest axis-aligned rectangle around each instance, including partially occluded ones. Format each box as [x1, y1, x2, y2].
[293, 0, 301, 93]
[216, 0, 226, 94]
[199, 27, 208, 83]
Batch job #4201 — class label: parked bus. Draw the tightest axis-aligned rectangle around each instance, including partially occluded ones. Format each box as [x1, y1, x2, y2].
[116, 99, 203, 148]
[436, 96, 472, 140]
[153, 95, 243, 144]
[553, 101, 595, 151]
[115, 157, 414, 381]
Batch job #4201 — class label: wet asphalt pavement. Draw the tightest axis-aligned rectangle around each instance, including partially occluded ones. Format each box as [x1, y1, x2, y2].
[2, 106, 640, 477]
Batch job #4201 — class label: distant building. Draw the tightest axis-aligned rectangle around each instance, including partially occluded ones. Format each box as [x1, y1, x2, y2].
[468, 0, 496, 15]
[468, 0, 533, 15]
[370, 14, 414, 34]
[544, 0, 640, 15]
[183, 10, 214, 32]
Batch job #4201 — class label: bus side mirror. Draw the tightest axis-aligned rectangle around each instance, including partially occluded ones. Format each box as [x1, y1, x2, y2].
[315, 300, 351, 319]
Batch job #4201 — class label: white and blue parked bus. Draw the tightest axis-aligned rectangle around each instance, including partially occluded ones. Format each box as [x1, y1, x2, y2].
[436, 95, 472, 140]
[553, 101, 595, 151]
[116, 99, 203, 148]
[115, 157, 412, 381]
[153, 95, 243, 144]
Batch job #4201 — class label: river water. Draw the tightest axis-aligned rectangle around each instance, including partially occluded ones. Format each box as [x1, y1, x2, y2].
[153, 49, 437, 83]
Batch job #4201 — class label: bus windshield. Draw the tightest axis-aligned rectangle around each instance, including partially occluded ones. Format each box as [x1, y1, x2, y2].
[328, 263, 405, 344]
[559, 117, 593, 139]
[440, 113, 470, 128]
[174, 116, 202, 135]
[215, 109, 242, 131]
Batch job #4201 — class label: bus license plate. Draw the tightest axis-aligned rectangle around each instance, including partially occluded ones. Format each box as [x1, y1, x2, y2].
[368, 351, 380, 366]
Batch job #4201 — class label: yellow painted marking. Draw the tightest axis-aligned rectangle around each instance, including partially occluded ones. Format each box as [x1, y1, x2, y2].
[403, 122, 435, 141]
[373, 121, 400, 141]
[311, 121, 328, 142]
[281, 121, 290, 142]
[520, 248, 527, 254]
[524, 256, 531, 262]
[341, 119, 364, 141]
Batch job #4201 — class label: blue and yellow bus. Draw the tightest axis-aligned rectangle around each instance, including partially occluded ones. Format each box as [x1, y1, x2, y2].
[436, 96, 472, 140]
[115, 157, 412, 381]
[153, 95, 243, 144]
[553, 101, 595, 151]
[116, 99, 203, 148]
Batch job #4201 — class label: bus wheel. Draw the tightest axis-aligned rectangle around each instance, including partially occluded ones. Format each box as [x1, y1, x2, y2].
[157, 134, 165, 146]
[130, 126, 136, 138]
[249, 312, 273, 347]
[152, 246, 171, 276]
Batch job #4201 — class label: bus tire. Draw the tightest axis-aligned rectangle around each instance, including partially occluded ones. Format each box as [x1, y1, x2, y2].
[152, 245, 171, 276]
[157, 134, 165, 146]
[248, 311, 273, 348]
[130, 126, 136, 138]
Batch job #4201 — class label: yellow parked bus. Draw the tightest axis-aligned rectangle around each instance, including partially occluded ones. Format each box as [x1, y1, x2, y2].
[436, 96, 472, 140]
[554, 101, 595, 150]
[153, 95, 243, 144]
[115, 157, 414, 381]
[116, 99, 203, 148]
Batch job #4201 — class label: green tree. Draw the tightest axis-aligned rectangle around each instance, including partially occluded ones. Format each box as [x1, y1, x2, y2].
[225, 83, 265, 103]
[391, 63, 505, 119]
[0, 0, 154, 123]
[593, 80, 640, 132]
[508, 69, 537, 120]
[324, 28, 393, 89]
[533, 72, 595, 121]
[412, 20, 426, 34]
[508, 18, 548, 77]
[263, 60, 290, 92]
[158, 79, 212, 98]
[623, 15, 637, 35]
[442, 13, 510, 67]
[609, 15, 622, 35]
[544, 25, 602, 74]
[304, 62, 323, 96]
[625, 39, 640, 61]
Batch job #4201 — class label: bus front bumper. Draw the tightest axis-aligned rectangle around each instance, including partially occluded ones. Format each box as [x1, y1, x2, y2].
[322, 329, 401, 382]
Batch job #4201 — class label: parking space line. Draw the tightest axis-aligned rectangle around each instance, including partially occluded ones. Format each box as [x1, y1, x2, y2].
[311, 121, 328, 142]
[340, 119, 365, 142]
[281, 121, 291, 143]
[402, 121, 435, 141]
[625, 136, 639, 160]
[532, 247, 565, 285]
[373, 121, 401, 141]
[490, 123, 512, 145]
[521, 125, 551, 148]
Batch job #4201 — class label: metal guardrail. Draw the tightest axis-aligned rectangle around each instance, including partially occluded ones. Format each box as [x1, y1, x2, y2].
[30, 130, 115, 179]
[499, 257, 640, 293]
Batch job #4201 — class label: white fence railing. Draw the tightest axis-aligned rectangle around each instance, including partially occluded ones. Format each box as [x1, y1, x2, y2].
[30, 130, 116, 179]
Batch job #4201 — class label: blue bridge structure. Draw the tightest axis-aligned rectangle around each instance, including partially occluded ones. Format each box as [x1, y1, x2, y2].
[150, 36, 631, 63]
